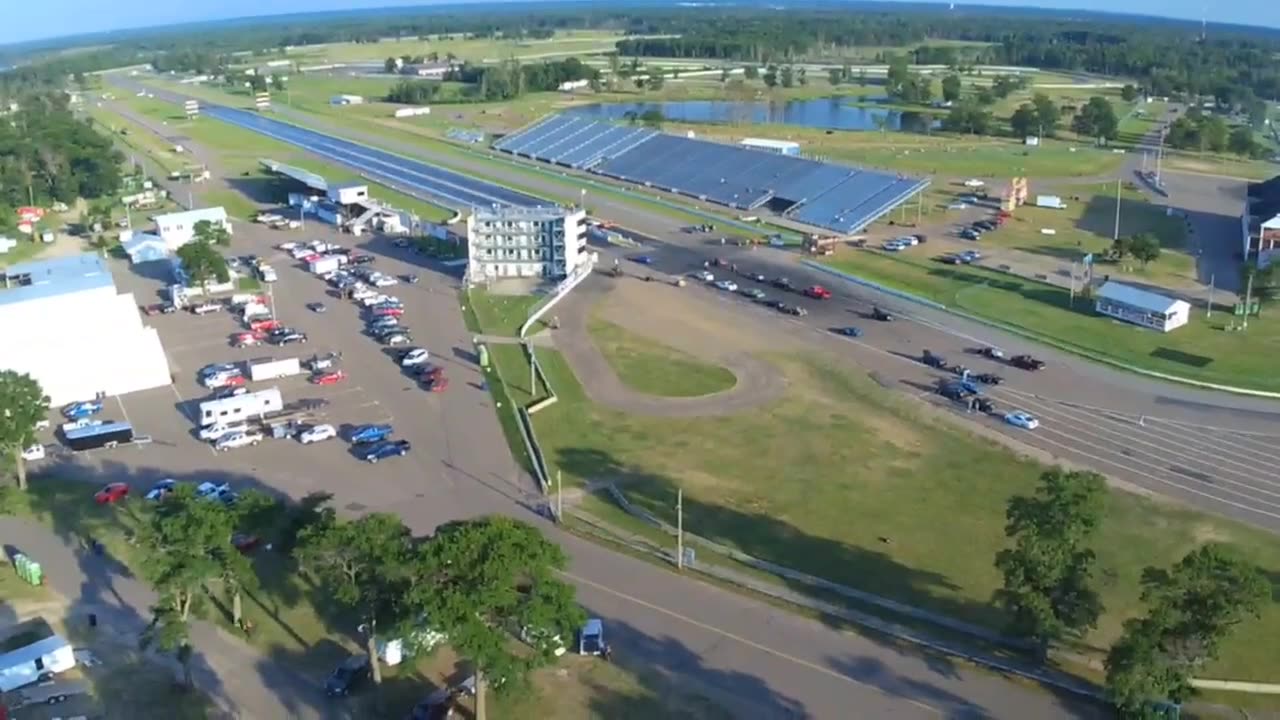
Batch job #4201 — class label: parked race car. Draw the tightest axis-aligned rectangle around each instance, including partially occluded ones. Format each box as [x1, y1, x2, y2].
[232, 331, 267, 348]
[310, 370, 347, 386]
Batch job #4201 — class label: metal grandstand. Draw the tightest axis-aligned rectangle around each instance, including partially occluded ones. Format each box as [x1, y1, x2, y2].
[493, 114, 929, 234]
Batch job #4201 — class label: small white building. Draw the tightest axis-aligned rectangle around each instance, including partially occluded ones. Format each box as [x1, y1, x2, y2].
[1095, 281, 1190, 333]
[1035, 195, 1067, 209]
[154, 207, 231, 248]
[327, 183, 369, 205]
[330, 94, 364, 106]
[393, 106, 431, 118]
[466, 206, 586, 280]
[739, 137, 800, 156]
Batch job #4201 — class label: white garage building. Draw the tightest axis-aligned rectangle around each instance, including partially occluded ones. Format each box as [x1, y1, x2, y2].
[154, 206, 231, 248]
[0, 254, 171, 404]
[1095, 281, 1191, 333]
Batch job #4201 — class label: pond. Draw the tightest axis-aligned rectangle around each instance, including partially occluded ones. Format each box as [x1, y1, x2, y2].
[567, 97, 938, 133]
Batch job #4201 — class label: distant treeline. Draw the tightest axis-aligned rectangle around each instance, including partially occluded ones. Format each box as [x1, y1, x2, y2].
[386, 57, 599, 103]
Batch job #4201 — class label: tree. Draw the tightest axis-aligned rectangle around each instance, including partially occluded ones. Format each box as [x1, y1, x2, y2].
[1009, 104, 1039, 138]
[762, 65, 777, 88]
[638, 109, 664, 127]
[384, 57, 398, 74]
[141, 604, 196, 689]
[136, 484, 257, 623]
[1030, 93, 1060, 137]
[1227, 126, 1256, 156]
[193, 220, 230, 247]
[270, 73, 286, 92]
[975, 86, 996, 106]
[743, 64, 758, 81]
[1072, 96, 1119, 142]
[1127, 233, 1161, 267]
[1120, 84, 1139, 102]
[175, 240, 229, 295]
[942, 101, 993, 135]
[828, 68, 844, 86]
[941, 74, 962, 103]
[647, 73, 664, 92]
[1106, 545, 1268, 716]
[994, 469, 1106, 655]
[779, 65, 794, 88]
[797, 66, 807, 86]
[296, 510, 414, 687]
[0, 371, 49, 491]
[606, 53, 620, 90]
[411, 517, 585, 720]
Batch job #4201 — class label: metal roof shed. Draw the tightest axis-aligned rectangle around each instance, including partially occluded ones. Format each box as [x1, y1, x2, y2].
[1095, 281, 1191, 333]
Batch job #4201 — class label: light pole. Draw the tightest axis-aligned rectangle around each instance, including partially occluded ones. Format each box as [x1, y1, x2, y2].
[676, 488, 684, 570]
[1206, 274, 1215, 318]
[1112, 179, 1122, 241]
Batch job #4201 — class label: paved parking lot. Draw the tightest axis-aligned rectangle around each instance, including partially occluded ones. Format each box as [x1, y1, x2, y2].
[38, 219, 536, 528]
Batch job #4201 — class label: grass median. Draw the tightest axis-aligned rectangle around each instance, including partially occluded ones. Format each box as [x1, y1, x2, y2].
[478, 318, 1280, 682]
[588, 318, 737, 397]
[825, 250, 1280, 392]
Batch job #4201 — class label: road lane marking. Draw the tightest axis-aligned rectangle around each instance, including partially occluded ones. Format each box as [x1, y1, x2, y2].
[561, 570, 945, 717]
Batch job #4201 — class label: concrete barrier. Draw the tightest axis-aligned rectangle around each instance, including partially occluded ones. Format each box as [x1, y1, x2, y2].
[1190, 679, 1280, 694]
[520, 258, 596, 338]
[801, 260, 1280, 400]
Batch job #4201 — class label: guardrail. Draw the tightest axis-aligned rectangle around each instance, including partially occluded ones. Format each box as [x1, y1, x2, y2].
[519, 257, 596, 339]
[802, 260, 1280, 399]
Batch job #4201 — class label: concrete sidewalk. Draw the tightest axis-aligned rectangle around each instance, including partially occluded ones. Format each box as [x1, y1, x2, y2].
[0, 516, 342, 720]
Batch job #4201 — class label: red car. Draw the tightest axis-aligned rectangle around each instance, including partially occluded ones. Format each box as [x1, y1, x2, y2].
[232, 331, 266, 348]
[301, 253, 322, 263]
[310, 370, 347, 385]
[803, 285, 832, 300]
[418, 365, 444, 380]
[223, 374, 248, 388]
[249, 318, 281, 333]
[94, 482, 129, 504]
[423, 376, 449, 393]
[231, 533, 262, 554]
[371, 306, 404, 317]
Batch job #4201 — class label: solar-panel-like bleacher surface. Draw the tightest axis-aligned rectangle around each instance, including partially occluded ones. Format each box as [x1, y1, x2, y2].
[494, 113, 928, 233]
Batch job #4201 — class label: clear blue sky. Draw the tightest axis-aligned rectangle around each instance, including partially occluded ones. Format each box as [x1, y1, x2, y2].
[2, 0, 1277, 46]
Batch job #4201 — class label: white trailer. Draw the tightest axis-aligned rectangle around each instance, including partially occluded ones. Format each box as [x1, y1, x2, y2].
[198, 387, 284, 427]
[309, 255, 346, 275]
[258, 265, 278, 283]
[248, 357, 302, 382]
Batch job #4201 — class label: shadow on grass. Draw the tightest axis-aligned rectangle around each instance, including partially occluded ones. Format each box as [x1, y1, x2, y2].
[555, 446, 1004, 633]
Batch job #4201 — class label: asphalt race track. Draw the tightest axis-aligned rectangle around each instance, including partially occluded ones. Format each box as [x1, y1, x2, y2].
[168, 95, 548, 209]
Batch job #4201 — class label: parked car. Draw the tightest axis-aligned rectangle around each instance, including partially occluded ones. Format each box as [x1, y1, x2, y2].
[369, 316, 401, 330]
[325, 655, 371, 697]
[214, 386, 249, 400]
[771, 277, 794, 290]
[382, 332, 412, 346]
[836, 327, 863, 337]
[1004, 411, 1040, 430]
[190, 302, 223, 316]
[94, 482, 129, 504]
[922, 350, 947, 369]
[783, 305, 807, 317]
[299, 424, 338, 444]
[400, 348, 430, 366]
[422, 376, 449, 393]
[871, 307, 893, 322]
[739, 287, 766, 300]
[62, 400, 103, 420]
[371, 275, 398, 287]
[307, 302, 327, 313]
[271, 330, 309, 346]
[249, 318, 282, 333]
[417, 365, 445, 381]
[881, 240, 906, 252]
[215, 430, 264, 452]
[350, 424, 393, 444]
[974, 373, 1003, 385]
[630, 255, 654, 265]
[196, 481, 235, 503]
[310, 370, 347, 386]
[803, 285, 832, 300]
[578, 619, 606, 655]
[371, 306, 405, 318]
[713, 280, 739, 292]
[363, 440, 411, 463]
[693, 270, 714, 282]
[145, 478, 176, 501]
[200, 422, 246, 442]
[21, 444, 45, 461]
[977, 346, 1005, 360]
[350, 254, 376, 266]
[232, 331, 267, 348]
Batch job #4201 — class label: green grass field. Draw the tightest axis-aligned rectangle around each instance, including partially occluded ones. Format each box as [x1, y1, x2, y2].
[281, 29, 630, 65]
[588, 318, 738, 397]
[825, 250, 1280, 391]
[476, 328, 1280, 680]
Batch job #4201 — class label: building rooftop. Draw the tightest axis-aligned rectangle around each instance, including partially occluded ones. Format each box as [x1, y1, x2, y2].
[260, 158, 328, 192]
[0, 253, 114, 307]
[473, 205, 578, 221]
[153, 206, 228, 226]
[1097, 281, 1189, 314]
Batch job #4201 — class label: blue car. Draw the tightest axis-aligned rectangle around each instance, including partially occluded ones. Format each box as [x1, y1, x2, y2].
[629, 255, 654, 265]
[837, 327, 863, 338]
[349, 424, 393, 444]
[363, 440, 411, 463]
[62, 400, 103, 420]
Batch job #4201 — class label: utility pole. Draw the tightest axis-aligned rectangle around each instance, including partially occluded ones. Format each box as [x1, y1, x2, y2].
[556, 470, 563, 521]
[1069, 261, 1077, 307]
[1206, 274, 1215, 318]
[676, 488, 684, 570]
[299, 204, 305, 231]
[529, 344, 536, 397]
[916, 191, 922, 225]
[1242, 268, 1255, 330]
[1155, 131, 1165, 185]
[268, 281, 277, 321]
[1112, 179, 1122, 241]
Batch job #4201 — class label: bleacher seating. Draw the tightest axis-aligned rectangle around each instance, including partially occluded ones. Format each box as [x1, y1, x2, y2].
[494, 113, 929, 233]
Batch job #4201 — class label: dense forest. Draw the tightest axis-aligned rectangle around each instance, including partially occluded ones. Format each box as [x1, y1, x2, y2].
[0, 93, 122, 226]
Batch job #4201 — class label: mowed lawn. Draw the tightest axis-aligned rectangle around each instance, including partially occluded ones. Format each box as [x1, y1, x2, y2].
[826, 251, 1280, 391]
[978, 182, 1196, 289]
[588, 318, 737, 397]
[494, 341, 1280, 678]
